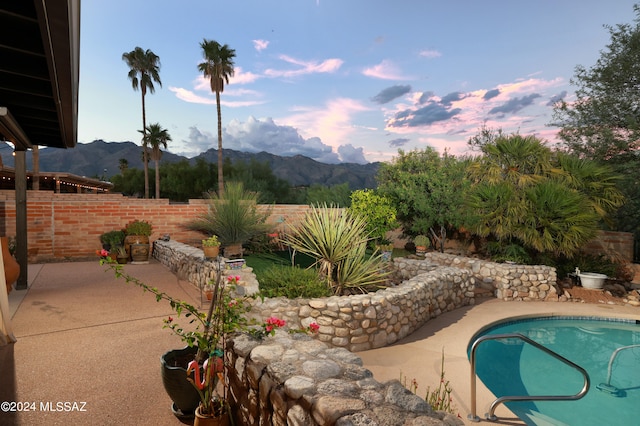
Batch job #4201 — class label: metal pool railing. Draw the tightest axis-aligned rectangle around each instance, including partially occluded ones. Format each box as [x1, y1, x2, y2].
[468, 333, 591, 422]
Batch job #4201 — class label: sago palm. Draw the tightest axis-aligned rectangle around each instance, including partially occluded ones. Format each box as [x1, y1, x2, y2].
[122, 47, 162, 199]
[198, 39, 236, 196]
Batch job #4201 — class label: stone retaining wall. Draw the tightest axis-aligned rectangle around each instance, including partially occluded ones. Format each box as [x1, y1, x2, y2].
[225, 331, 461, 425]
[414, 252, 558, 301]
[152, 240, 475, 352]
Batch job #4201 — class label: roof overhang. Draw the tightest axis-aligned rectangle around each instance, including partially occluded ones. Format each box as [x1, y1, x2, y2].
[0, 0, 80, 150]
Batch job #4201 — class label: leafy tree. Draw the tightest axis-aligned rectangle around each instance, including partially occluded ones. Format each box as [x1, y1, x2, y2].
[305, 183, 352, 207]
[466, 134, 623, 258]
[377, 148, 471, 252]
[110, 167, 144, 197]
[140, 123, 171, 199]
[159, 158, 216, 201]
[198, 39, 236, 196]
[122, 47, 162, 199]
[552, 4, 640, 247]
[227, 159, 292, 203]
[348, 189, 398, 245]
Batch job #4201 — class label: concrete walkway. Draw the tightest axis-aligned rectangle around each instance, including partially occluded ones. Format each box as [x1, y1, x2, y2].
[2, 260, 639, 425]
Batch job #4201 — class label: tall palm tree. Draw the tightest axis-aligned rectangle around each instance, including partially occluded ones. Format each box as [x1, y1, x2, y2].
[122, 47, 162, 199]
[140, 123, 171, 199]
[198, 39, 236, 195]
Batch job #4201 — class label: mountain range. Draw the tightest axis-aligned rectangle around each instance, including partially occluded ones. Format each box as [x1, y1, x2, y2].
[0, 140, 381, 189]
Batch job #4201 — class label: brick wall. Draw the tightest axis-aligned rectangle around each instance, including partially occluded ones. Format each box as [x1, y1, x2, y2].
[0, 190, 635, 263]
[0, 191, 313, 262]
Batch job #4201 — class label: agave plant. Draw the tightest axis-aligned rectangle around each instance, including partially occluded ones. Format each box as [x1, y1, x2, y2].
[283, 204, 388, 294]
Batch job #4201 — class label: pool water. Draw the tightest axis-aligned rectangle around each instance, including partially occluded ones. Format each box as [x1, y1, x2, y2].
[469, 316, 640, 426]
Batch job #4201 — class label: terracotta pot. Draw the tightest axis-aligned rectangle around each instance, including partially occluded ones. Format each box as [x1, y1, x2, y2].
[2, 236, 20, 294]
[203, 246, 219, 259]
[194, 404, 230, 426]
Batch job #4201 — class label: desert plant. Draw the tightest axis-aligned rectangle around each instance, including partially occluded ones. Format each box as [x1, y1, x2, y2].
[187, 182, 271, 246]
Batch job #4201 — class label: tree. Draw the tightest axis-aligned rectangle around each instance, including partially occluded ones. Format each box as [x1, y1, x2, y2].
[140, 123, 172, 199]
[118, 158, 129, 176]
[377, 148, 471, 252]
[348, 189, 398, 245]
[198, 39, 236, 196]
[552, 4, 640, 246]
[122, 47, 162, 199]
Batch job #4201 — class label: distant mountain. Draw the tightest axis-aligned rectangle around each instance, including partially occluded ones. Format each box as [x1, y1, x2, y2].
[0, 140, 380, 189]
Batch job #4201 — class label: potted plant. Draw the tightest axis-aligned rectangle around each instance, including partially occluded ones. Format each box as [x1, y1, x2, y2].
[414, 235, 429, 256]
[124, 220, 153, 263]
[115, 245, 128, 264]
[201, 235, 220, 259]
[98, 254, 296, 423]
[99, 230, 125, 251]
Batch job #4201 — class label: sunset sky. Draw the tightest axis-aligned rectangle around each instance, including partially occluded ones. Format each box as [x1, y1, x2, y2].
[77, 0, 638, 164]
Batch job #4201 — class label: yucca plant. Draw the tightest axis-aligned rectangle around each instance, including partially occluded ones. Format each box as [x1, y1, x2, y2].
[187, 181, 271, 246]
[283, 204, 388, 294]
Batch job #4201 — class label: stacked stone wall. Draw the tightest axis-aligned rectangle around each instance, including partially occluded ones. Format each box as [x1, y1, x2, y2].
[225, 332, 461, 425]
[415, 252, 558, 301]
[152, 240, 475, 351]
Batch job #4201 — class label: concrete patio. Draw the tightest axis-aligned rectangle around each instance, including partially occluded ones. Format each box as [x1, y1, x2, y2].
[1, 260, 639, 425]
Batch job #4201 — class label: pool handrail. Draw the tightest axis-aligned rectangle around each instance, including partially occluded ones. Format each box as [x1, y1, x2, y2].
[468, 332, 591, 422]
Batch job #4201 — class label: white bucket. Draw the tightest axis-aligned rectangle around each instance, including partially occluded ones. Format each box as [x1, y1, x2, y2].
[579, 272, 607, 290]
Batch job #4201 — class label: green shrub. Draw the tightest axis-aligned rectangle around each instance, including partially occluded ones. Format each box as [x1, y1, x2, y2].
[257, 265, 330, 298]
[486, 241, 532, 264]
[553, 253, 620, 279]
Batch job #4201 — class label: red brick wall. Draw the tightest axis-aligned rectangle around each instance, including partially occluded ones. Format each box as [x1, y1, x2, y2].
[0, 190, 634, 263]
[0, 191, 314, 262]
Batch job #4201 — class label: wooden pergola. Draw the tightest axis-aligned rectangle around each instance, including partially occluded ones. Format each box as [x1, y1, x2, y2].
[0, 1, 81, 289]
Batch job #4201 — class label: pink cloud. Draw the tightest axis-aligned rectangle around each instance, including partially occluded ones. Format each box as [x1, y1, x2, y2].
[362, 59, 408, 80]
[264, 55, 343, 78]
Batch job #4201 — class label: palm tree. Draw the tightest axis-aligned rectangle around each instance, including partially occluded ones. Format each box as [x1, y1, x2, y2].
[122, 47, 162, 199]
[118, 158, 129, 175]
[198, 39, 236, 195]
[140, 123, 171, 199]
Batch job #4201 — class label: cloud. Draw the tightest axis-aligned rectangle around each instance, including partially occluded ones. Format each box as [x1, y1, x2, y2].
[221, 116, 342, 163]
[488, 93, 542, 115]
[440, 92, 465, 106]
[264, 55, 343, 78]
[546, 90, 567, 106]
[371, 85, 412, 104]
[483, 89, 500, 100]
[418, 91, 435, 104]
[389, 138, 410, 147]
[419, 49, 442, 58]
[178, 126, 216, 157]
[252, 39, 269, 52]
[389, 101, 462, 128]
[338, 144, 367, 164]
[362, 59, 408, 80]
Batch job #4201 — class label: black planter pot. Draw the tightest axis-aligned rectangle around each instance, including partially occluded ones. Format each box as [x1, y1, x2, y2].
[160, 346, 201, 418]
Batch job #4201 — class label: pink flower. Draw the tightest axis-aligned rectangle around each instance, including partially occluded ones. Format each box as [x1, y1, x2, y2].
[309, 322, 320, 333]
[99, 249, 109, 257]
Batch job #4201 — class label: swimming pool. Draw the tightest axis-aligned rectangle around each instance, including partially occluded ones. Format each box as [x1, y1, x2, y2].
[468, 316, 640, 426]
